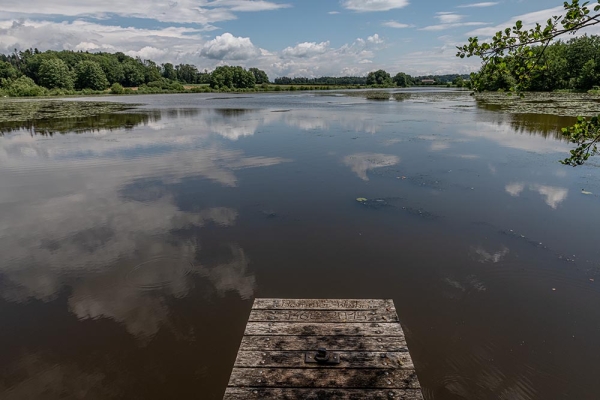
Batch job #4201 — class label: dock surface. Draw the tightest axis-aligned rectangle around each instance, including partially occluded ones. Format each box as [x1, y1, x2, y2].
[224, 299, 423, 399]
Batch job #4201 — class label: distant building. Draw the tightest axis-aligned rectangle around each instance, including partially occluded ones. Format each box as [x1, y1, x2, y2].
[421, 79, 435, 84]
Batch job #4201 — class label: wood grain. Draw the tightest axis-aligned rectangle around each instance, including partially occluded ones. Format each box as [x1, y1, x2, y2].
[250, 309, 398, 323]
[223, 388, 424, 399]
[253, 299, 394, 310]
[234, 351, 414, 369]
[239, 335, 407, 351]
[244, 322, 404, 337]
[227, 368, 420, 389]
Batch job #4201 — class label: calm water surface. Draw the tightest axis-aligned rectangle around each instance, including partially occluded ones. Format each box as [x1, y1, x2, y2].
[1, 90, 600, 399]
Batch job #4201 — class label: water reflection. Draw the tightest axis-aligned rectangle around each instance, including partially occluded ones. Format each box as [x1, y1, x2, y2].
[531, 184, 569, 209]
[505, 182, 526, 197]
[69, 244, 254, 338]
[0, 101, 153, 135]
[343, 153, 400, 181]
[505, 182, 569, 209]
[471, 245, 510, 263]
[0, 112, 161, 136]
[458, 121, 570, 154]
[0, 106, 282, 338]
[2, 94, 600, 399]
[475, 109, 576, 140]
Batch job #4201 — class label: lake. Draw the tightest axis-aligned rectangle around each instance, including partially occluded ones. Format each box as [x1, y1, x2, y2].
[1, 89, 599, 399]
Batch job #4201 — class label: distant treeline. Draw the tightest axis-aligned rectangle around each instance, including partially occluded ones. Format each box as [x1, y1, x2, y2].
[414, 74, 471, 85]
[0, 48, 473, 97]
[274, 76, 367, 85]
[475, 35, 600, 92]
[274, 72, 471, 87]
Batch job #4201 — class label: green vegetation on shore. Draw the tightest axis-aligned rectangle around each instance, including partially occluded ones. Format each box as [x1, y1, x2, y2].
[274, 72, 469, 88]
[0, 48, 471, 98]
[458, 0, 600, 166]
[466, 35, 600, 93]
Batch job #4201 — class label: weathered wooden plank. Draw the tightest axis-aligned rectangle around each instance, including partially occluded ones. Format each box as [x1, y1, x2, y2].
[250, 309, 398, 323]
[234, 351, 414, 369]
[253, 299, 394, 310]
[239, 335, 407, 351]
[244, 322, 404, 337]
[226, 299, 422, 399]
[223, 387, 424, 399]
[227, 368, 420, 389]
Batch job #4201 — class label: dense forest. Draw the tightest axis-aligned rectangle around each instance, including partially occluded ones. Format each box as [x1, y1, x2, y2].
[0, 49, 272, 95]
[474, 35, 600, 92]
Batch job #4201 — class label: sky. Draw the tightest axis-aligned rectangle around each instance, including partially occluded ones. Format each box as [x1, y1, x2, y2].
[0, 0, 584, 78]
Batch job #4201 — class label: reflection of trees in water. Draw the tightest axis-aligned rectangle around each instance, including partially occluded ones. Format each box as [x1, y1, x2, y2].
[0, 104, 260, 136]
[476, 103, 576, 140]
[166, 108, 201, 119]
[0, 101, 154, 135]
[214, 108, 254, 117]
[392, 93, 411, 102]
[0, 112, 161, 136]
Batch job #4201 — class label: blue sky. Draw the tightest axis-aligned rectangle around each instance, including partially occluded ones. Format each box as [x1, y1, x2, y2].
[0, 0, 580, 77]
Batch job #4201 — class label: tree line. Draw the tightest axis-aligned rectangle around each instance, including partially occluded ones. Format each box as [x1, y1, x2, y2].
[274, 72, 470, 87]
[0, 49, 272, 95]
[275, 71, 415, 87]
[0, 48, 472, 97]
[472, 35, 600, 92]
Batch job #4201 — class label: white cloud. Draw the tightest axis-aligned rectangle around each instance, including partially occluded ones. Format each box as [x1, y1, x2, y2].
[436, 12, 464, 24]
[0, 19, 204, 63]
[468, 6, 563, 37]
[419, 11, 489, 31]
[263, 34, 387, 77]
[421, 21, 488, 31]
[200, 32, 260, 60]
[342, 0, 410, 12]
[215, 0, 291, 12]
[390, 47, 481, 75]
[382, 21, 412, 28]
[328, 11, 340, 14]
[282, 41, 330, 57]
[367, 33, 384, 44]
[0, 0, 289, 24]
[457, 2, 499, 8]
[467, 5, 600, 42]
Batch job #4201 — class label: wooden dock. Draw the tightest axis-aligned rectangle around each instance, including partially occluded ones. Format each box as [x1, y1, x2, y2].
[224, 299, 423, 399]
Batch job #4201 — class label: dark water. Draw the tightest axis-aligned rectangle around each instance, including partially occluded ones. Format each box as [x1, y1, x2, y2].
[1, 90, 600, 400]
